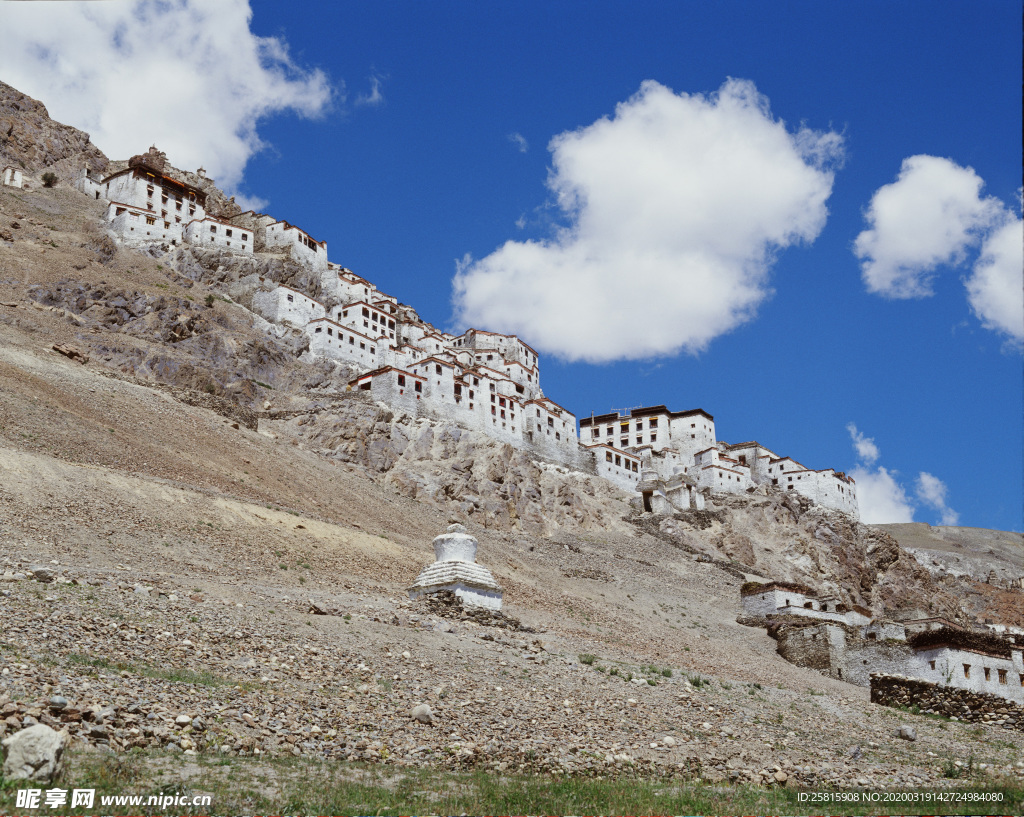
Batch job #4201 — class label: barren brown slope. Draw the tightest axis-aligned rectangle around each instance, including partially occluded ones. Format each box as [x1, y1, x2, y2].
[2, 166, 1023, 795]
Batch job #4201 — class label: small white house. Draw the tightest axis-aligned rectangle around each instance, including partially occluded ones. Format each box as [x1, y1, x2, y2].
[184, 217, 253, 254]
[2, 166, 24, 188]
[911, 634, 1024, 704]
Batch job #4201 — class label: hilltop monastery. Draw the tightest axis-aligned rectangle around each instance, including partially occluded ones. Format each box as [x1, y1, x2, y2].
[70, 148, 859, 520]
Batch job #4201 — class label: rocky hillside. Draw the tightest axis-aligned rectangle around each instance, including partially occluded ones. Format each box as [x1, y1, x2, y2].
[2, 102, 1023, 803]
[0, 81, 109, 183]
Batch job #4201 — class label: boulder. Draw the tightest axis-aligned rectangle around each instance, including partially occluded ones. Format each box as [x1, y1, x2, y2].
[1, 724, 68, 782]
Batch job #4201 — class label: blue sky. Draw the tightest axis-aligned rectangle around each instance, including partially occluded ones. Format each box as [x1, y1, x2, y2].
[2, 0, 1021, 530]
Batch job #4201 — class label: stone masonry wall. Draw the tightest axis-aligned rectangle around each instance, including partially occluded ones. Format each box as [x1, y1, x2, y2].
[871, 674, 1024, 732]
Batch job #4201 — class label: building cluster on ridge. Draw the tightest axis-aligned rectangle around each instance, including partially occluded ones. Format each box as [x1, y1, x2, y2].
[742, 581, 1024, 705]
[71, 147, 858, 520]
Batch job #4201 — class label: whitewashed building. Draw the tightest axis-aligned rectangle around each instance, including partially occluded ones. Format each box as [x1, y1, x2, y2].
[2, 166, 24, 188]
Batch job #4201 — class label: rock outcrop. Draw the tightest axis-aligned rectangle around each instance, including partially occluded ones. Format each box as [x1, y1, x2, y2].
[0, 80, 108, 182]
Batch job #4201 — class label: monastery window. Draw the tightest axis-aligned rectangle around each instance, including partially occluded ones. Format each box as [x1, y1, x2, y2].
[161, 210, 168, 219]
[349, 337, 354, 345]
[614, 455, 621, 466]
[636, 437, 642, 445]
[787, 485, 794, 490]
[592, 429, 599, 439]
[210, 225, 217, 233]
[556, 432, 560, 440]
[491, 407, 496, 416]
[115, 207, 127, 216]
[788, 476, 793, 482]
[487, 355, 494, 361]
[175, 216, 181, 223]
[490, 395, 495, 404]
[164, 221, 170, 229]
[1020, 674, 1024, 686]
[242, 234, 248, 241]
[363, 321, 368, 328]
[469, 403, 474, 410]
[145, 216, 155, 226]
[435, 364, 442, 374]
[472, 378, 479, 386]
[175, 201, 182, 211]
[469, 390, 474, 399]
[226, 229, 233, 237]
[997, 669, 1007, 684]
[606, 452, 613, 463]
[963, 664, 971, 679]
[327, 328, 333, 336]
[315, 327, 322, 333]
[161, 194, 168, 203]
[650, 433, 657, 442]
[362, 307, 369, 317]
[636, 421, 643, 430]
[928, 660, 935, 669]
[500, 410, 505, 419]
[499, 397, 506, 407]
[691, 434, 695, 439]
[360, 343, 365, 350]
[189, 206, 195, 215]
[691, 423, 696, 428]
[984, 668, 991, 681]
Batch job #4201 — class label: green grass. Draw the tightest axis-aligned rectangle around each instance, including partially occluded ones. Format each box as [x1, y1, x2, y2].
[66, 653, 226, 687]
[1, 751, 1019, 816]
[578, 653, 597, 665]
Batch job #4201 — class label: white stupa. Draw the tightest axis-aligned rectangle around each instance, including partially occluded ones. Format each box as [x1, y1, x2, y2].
[408, 524, 503, 610]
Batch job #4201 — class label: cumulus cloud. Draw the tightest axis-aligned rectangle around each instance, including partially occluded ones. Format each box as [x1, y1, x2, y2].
[846, 422, 880, 466]
[508, 132, 529, 153]
[964, 214, 1024, 344]
[0, 0, 333, 192]
[847, 423, 959, 525]
[453, 78, 844, 362]
[915, 472, 960, 526]
[854, 156, 1004, 298]
[849, 466, 915, 524]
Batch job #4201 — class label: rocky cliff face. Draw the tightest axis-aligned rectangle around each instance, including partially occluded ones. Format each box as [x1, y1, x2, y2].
[0, 81, 108, 182]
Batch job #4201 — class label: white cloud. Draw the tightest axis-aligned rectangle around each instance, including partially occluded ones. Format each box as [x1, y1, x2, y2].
[355, 73, 385, 108]
[0, 0, 333, 192]
[850, 466, 915, 524]
[847, 424, 960, 525]
[964, 214, 1024, 344]
[508, 132, 529, 153]
[453, 78, 844, 363]
[846, 422, 880, 466]
[854, 155, 1004, 298]
[915, 472, 960, 526]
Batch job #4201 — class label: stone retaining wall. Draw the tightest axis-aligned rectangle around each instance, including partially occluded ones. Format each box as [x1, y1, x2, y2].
[871, 673, 1023, 731]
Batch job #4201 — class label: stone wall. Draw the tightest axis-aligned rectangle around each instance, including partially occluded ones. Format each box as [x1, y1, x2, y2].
[871, 674, 1024, 731]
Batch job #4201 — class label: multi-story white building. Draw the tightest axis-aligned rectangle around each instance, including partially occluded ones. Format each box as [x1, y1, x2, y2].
[72, 147, 862, 516]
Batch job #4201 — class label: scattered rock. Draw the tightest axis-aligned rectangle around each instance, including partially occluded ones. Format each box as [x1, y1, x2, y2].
[410, 704, 433, 725]
[1, 724, 68, 782]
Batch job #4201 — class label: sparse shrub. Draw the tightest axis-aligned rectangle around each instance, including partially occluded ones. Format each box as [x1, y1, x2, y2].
[202, 382, 216, 394]
[205, 294, 215, 307]
[609, 667, 619, 676]
[647, 679, 657, 686]
[41, 172, 57, 188]
[661, 668, 672, 678]
[595, 665, 606, 673]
